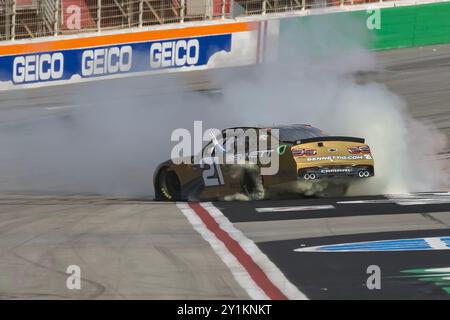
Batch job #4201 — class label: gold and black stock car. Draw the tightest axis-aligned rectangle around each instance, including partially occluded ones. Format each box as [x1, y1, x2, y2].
[154, 124, 374, 201]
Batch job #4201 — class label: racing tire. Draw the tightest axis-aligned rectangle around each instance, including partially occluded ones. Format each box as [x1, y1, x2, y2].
[240, 169, 265, 200]
[155, 168, 181, 201]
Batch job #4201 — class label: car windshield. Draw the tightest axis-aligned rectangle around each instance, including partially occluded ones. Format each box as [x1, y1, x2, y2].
[274, 126, 326, 142]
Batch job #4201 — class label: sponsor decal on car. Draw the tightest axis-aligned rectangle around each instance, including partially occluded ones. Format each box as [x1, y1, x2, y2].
[348, 145, 371, 154]
[306, 155, 365, 162]
[292, 149, 317, 157]
[320, 168, 352, 173]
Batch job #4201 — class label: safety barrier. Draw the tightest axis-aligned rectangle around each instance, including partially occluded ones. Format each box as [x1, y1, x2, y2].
[0, 19, 279, 88]
[1, 0, 450, 89]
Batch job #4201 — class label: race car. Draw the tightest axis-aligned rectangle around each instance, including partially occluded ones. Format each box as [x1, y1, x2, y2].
[154, 124, 374, 201]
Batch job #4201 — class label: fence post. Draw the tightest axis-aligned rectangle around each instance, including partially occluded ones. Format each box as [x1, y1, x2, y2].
[139, 0, 143, 27]
[180, 0, 185, 22]
[208, 0, 213, 19]
[11, 0, 17, 40]
[221, 0, 225, 19]
[262, 0, 266, 15]
[97, 0, 101, 31]
[302, 0, 305, 10]
[54, 0, 59, 36]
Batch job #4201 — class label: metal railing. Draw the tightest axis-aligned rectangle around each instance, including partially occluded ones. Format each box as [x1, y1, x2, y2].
[0, 0, 394, 41]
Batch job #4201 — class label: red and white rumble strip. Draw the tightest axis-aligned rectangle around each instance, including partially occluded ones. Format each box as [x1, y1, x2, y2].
[177, 202, 308, 300]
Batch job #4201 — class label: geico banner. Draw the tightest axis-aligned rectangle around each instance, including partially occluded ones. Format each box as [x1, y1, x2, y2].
[0, 34, 231, 84]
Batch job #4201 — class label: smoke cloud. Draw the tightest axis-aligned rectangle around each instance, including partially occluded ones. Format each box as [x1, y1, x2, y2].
[0, 16, 446, 198]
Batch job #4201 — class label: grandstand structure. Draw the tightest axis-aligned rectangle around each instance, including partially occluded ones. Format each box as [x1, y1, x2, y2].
[0, 0, 391, 41]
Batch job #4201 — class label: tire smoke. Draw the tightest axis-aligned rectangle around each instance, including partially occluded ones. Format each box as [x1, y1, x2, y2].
[0, 16, 446, 197]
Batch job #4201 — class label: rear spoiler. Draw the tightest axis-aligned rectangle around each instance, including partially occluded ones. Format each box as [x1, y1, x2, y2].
[297, 136, 365, 144]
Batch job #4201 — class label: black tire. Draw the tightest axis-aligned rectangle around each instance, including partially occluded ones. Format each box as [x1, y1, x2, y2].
[155, 168, 181, 201]
[240, 169, 264, 200]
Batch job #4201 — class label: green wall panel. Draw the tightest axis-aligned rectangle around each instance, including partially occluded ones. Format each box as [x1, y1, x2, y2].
[280, 2, 450, 51]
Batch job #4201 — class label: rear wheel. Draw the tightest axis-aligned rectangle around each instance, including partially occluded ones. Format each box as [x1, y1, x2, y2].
[241, 169, 265, 200]
[156, 168, 181, 201]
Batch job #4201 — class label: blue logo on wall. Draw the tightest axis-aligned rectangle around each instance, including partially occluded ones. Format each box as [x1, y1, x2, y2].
[0, 34, 232, 84]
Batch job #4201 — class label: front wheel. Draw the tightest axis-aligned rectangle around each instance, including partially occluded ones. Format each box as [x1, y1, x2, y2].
[155, 168, 181, 201]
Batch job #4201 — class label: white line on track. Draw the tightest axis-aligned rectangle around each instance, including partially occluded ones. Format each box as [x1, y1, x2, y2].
[177, 203, 268, 299]
[337, 193, 450, 206]
[337, 200, 392, 204]
[397, 200, 450, 206]
[177, 202, 308, 300]
[425, 237, 448, 250]
[255, 205, 335, 213]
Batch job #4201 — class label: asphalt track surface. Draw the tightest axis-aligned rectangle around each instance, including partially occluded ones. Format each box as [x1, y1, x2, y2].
[0, 44, 450, 299]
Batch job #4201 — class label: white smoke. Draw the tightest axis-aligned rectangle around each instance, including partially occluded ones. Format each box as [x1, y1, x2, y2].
[0, 16, 446, 197]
